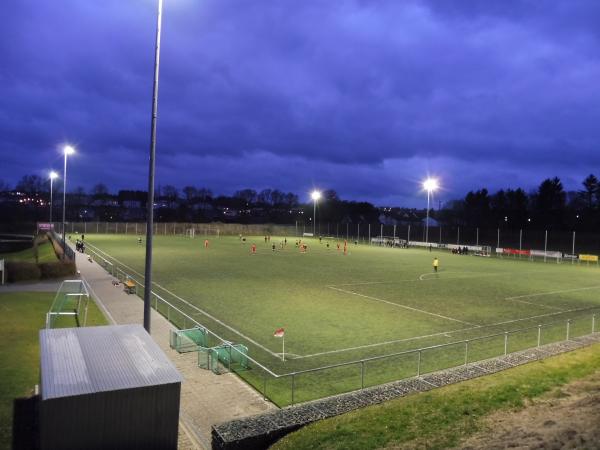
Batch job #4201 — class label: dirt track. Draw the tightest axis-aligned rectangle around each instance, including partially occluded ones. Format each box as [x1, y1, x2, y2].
[455, 371, 600, 450]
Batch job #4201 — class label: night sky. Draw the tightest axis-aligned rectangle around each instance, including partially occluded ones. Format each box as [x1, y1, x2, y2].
[2, 0, 600, 206]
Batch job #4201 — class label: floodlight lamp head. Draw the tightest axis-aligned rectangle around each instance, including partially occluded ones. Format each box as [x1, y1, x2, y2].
[423, 178, 439, 192]
[311, 190, 321, 201]
[63, 145, 75, 155]
[50, 171, 59, 180]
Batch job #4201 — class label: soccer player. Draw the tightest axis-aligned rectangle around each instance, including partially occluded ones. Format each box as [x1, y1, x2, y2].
[433, 257, 439, 272]
[272, 243, 276, 252]
[138, 237, 142, 245]
[204, 239, 209, 249]
[251, 243, 257, 254]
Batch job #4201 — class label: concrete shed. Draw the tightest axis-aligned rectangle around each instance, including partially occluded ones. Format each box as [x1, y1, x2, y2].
[39, 324, 182, 450]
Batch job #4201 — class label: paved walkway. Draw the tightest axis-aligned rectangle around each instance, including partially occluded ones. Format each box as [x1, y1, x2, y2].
[73, 249, 276, 449]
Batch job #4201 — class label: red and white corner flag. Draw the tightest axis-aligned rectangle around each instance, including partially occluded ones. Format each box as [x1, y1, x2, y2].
[273, 327, 285, 361]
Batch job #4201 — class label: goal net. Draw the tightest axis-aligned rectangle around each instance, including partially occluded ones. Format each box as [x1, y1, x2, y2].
[169, 327, 208, 353]
[45, 279, 90, 328]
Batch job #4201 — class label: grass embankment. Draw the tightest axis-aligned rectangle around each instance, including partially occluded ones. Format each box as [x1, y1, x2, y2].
[0, 292, 107, 450]
[0, 238, 57, 263]
[274, 343, 600, 450]
[1, 236, 76, 282]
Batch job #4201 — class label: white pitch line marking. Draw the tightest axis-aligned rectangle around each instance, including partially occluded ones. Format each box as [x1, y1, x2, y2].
[85, 241, 282, 358]
[488, 305, 597, 327]
[505, 285, 600, 301]
[505, 297, 564, 311]
[295, 326, 478, 359]
[296, 305, 600, 360]
[330, 279, 416, 287]
[328, 286, 479, 326]
[330, 270, 549, 289]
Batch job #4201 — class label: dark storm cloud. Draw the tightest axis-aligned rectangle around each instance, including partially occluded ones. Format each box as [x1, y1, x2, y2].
[1, 0, 600, 205]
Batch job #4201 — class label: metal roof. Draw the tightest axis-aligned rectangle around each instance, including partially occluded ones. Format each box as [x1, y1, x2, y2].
[40, 324, 182, 400]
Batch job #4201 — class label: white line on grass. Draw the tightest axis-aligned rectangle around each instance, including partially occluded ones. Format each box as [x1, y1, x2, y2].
[330, 271, 509, 288]
[85, 241, 282, 359]
[329, 279, 416, 287]
[295, 304, 600, 360]
[294, 326, 478, 359]
[488, 305, 597, 327]
[505, 285, 600, 301]
[505, 297, 564, 311]
[328, 286, 479, 326]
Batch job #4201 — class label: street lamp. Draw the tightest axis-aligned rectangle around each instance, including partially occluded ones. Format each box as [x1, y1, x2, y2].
[311, 190, 321, 236]
[422, 178, 439, 244]
[143, 0, 164, 333]
[49, 171, 58, 224]
[62, 145, 75, 256]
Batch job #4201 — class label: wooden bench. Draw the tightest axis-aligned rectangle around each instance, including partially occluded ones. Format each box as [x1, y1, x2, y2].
[123, 279, 136, 295]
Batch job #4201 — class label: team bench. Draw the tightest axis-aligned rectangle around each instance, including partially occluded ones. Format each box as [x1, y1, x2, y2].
[123, 279, 136, 295]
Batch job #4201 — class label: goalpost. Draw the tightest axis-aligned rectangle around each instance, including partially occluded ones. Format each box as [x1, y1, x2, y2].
[45, 280, 90, 328]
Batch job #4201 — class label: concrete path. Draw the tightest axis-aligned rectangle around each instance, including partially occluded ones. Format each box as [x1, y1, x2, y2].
[73, 248, 275, 449]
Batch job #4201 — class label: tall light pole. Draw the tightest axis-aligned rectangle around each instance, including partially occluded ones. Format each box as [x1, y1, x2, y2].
[144, 0, 164, 333]
[49, 171, 58, 224]
[311, 190, 321, 236]
[423, 178, 439, 244]
[62, 146, 75, 255]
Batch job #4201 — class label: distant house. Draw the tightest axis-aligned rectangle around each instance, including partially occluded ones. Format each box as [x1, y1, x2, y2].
[422, 217, 439, 227]
[122, 199, 142, 209]
[378, 214, 398, 226]
[219, 207, 238, 218]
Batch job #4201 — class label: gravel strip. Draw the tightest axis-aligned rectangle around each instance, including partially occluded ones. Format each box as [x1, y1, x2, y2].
[420, 365, 487, 387]
[213, 333, 600, 450]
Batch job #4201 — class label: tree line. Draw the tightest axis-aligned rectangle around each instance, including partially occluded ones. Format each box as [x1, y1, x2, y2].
[440, 175, 600, 231]
[1, 173, 600, 231]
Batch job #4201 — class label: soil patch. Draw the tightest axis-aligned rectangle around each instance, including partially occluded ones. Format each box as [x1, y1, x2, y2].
[455, 371, 600, 450]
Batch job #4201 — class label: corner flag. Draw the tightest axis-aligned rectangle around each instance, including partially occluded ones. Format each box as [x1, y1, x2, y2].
[273, 327, 285, 337]
[273, 327, 285, 361]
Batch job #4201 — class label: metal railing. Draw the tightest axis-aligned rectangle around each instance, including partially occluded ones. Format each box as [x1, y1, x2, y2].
[84, 241, 600, 407]
[49, 229, 75, 261]
[61, 221, 600, 255]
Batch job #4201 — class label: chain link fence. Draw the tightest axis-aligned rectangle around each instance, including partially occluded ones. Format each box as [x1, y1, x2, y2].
[84, 240, 600, 407]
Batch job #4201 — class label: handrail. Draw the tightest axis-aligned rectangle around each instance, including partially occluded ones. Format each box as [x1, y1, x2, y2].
[84, 240, 599, 381]
[86, 244, 280, 377]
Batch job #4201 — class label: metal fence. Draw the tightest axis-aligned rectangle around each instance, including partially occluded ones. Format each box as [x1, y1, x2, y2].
[56, 221, 600, 256]
[53, 221, 297, 238]
[84, 241, 600, 407]
[49, 229, 75, 261]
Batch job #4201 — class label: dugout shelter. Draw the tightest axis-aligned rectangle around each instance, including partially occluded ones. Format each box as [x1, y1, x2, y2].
[39, 324, 182, 450]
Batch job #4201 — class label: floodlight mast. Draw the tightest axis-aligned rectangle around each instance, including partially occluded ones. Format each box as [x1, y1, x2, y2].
[49, 171, 58, 223]
[423, 178, 439, 244]
[62, 146, 75, 257]
[143, 0, 164, 333]
[311, 190, 321, 236]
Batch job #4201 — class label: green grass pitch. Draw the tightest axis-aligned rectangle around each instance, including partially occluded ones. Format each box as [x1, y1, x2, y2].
[83, 234, 600, 406]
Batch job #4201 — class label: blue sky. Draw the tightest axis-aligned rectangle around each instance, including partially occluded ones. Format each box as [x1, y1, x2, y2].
[1, 0, 600, 206]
